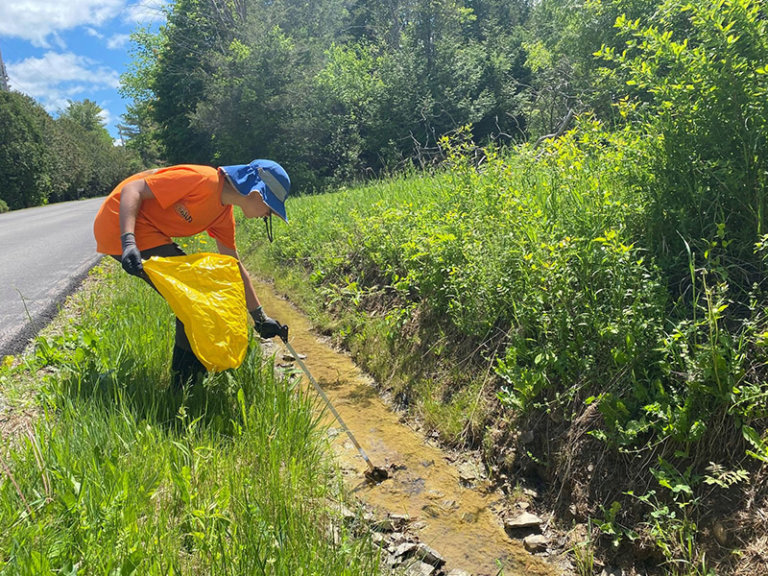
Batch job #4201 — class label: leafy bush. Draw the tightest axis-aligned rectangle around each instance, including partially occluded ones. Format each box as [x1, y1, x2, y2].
[253, 110, 768, 462]
[261, 118, 667, 422]
[599, 0, 768, 287]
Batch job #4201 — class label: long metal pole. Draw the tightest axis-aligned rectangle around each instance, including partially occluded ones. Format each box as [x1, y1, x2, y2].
[283, 339, 378, 474]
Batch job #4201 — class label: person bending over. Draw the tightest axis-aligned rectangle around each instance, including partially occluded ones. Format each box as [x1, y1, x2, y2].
[93, 159, 290, 387]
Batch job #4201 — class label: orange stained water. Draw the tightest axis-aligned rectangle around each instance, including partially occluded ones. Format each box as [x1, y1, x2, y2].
[255, 280, 557, 576]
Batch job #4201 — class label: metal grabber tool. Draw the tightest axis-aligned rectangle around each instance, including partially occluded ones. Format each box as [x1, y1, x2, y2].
[278, 326, 389, 482]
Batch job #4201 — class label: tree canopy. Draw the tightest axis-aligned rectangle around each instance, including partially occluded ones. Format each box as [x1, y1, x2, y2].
[121, 0, 535, 189]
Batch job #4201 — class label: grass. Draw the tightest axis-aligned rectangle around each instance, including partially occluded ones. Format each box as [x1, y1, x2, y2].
[0, 258, 381, 575]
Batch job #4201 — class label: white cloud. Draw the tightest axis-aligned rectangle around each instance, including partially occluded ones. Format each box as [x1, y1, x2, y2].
[0, 0, 168, 136]
[124, 0, 168, 25]
[0, 1, 166, 47]
[107, 33, 132, 50]
[99, 107, 113, 127]
[0, 0, 125, 47]
[6, 52, 120, 113]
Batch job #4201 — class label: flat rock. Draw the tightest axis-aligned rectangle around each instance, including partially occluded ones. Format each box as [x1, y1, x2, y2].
[336, 505, 356, 521]
[404, 561, 435, 576]
[505, 511, 542, 530]
[457, 461, 481, 483]
[415, 543, 445, 567]
[392, 542, 418, 558]
[378, 513, 410, 531]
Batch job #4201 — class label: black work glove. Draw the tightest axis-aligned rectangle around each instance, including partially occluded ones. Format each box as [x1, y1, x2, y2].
[120, 233, 144, 277]
[251, 306, 287, 340]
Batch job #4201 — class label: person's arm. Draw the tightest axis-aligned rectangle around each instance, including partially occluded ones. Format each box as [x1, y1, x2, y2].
[119, 179, 155, 236]
[119, 179, 155, 276]
[216, 239, 286, 339]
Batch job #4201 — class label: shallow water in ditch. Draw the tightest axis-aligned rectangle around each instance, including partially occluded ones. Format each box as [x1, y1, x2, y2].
[254, 279, 558, 576]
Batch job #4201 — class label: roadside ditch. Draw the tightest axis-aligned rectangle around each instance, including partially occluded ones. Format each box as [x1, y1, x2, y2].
[254, 277, 574, 576]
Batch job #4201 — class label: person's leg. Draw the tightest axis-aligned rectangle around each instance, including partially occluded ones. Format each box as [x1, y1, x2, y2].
[114, 243, 206, 388]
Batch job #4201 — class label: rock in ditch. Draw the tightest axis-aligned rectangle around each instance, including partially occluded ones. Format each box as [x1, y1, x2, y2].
[391, 542, 419, 558]
[523, 534, 549, 553]
[404, 561, 436, 576]
[505, 511, 543, 531]
[385, 539, 447, 570]
[712, 521, 728, 546]
[377, 513, 411, 532]
[414, 543, 445, 567]
[356, 502, 450, 573]
[457, 461, 481, 485]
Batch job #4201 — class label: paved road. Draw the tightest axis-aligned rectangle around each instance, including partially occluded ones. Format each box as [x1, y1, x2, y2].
[0, 197, 106, 357]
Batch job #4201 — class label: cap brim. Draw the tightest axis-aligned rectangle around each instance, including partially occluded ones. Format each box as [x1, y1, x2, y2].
[260, 186, 288, 223]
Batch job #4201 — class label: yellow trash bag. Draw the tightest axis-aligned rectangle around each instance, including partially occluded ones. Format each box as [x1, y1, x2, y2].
[143, 253, 248, 372]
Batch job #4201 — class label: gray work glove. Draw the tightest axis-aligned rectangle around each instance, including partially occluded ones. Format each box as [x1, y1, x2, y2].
[120, 233, 144, 277]
[251, 306, 287, 340]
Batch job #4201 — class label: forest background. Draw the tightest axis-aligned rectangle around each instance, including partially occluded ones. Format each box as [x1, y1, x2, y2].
[3, 0, 768, 574]
[1, 0, 673, 210]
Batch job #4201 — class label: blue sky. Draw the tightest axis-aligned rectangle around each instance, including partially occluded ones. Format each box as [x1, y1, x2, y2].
[0, 0, 167, 140]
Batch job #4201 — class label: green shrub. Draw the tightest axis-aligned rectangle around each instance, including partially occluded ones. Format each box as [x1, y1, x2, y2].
[599, 0, 768, 287]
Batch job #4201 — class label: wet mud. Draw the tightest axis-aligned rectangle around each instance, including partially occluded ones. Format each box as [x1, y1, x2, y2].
[255, 280, 558, 576]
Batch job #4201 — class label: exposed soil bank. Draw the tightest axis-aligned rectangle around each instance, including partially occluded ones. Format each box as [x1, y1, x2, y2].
[254, 278, 565, 576]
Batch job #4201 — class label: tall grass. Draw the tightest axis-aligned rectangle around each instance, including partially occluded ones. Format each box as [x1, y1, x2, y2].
[0, 260, 380, 575]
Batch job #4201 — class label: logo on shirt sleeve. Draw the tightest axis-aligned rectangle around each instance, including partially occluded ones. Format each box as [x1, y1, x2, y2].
[175, 203, 193, 223]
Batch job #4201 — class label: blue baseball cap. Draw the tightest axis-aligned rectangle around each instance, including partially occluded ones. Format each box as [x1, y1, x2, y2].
[219, 159, 291, 222]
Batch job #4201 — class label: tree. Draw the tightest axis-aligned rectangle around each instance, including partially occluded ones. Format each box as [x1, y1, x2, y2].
[520, 0, 658, 138]
[347, 0, 407, 48]
[121, 0, 540, 185]
[119, 27, 165, 166]
[47, 117, 91, 202]
[0, 91, 55, 209]
[50, 100, 143, 201]
[58, 99, 111, 138]
[117, 102, 164, 167]
[151, 0, 234, 164]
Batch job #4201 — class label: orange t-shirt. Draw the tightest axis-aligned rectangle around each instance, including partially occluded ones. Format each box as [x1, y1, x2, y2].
[94, 165, 236, 255]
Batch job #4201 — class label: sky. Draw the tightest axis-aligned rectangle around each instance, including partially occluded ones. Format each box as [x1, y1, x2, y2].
[0, 0, 168, 140]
